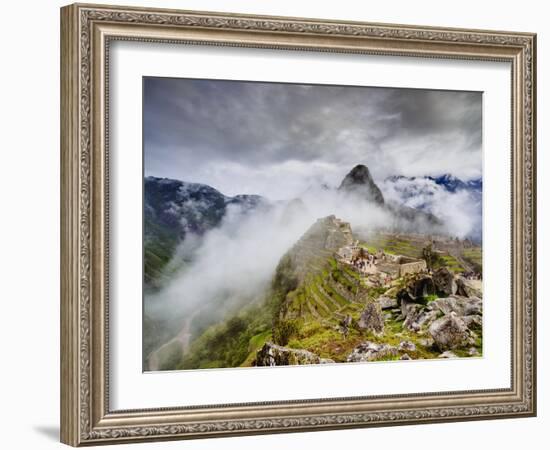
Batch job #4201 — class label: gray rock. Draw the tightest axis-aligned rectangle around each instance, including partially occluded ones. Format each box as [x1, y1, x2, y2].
[254, 342, 334, 366]
[358, 302, 384, 334]
[347, 341, 399, 362]
[377, 296, 398, 310]
[433, 267, 457, 296]
[456, 276, 483, 298]
[438, 351, 458, 358]
[397, 274, 437, 303]
[403, 304, 439, 332]
[429, 312, 471, 351]
[419, 337, 435, 347]
[430, 295, 482, 317]
[401, 354, 412, 360]
[462, 314, 483, 330]
[398, 340, 417, 352]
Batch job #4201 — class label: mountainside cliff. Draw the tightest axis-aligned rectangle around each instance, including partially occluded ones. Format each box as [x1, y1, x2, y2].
[144, 176, 266, 289]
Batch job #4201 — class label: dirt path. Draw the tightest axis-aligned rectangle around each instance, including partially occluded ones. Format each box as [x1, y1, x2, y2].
[146, 310, 200, 372]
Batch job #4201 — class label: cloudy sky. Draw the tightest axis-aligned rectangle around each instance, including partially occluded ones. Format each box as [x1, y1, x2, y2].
[144, 77, 482, 200]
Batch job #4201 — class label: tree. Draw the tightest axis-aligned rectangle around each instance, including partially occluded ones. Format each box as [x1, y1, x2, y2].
[422, 244, 441, 271]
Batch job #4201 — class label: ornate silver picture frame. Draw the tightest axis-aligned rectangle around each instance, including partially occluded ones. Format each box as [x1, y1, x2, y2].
[60, 3, 536, 446]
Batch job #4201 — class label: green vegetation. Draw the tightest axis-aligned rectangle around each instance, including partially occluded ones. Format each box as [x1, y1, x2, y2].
[438, 255, 465, 273]
[179, 303, 274, 369]
[144, 217, 179, 288]
[169, 232, 483, 371]
[463, 248, 482, 265]
[462, 247, 483, 274]
[422, 244, 442, 270]
[364, 235, 422, 259]
[425, 294, 439, 303]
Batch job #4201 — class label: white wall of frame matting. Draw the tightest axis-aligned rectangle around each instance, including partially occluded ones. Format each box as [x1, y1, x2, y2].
[0, 1, 546, 449]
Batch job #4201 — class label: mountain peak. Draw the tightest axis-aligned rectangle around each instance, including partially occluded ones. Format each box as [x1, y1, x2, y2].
[338, 164, 385, 205]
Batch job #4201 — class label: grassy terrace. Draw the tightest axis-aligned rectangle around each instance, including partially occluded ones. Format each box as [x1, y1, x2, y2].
[438, 255, 465, 273]
[360, 235, 423, 259]
[462, 247, 482, 267]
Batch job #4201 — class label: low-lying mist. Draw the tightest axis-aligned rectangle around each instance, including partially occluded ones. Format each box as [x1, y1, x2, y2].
[381, 177, 482, 242]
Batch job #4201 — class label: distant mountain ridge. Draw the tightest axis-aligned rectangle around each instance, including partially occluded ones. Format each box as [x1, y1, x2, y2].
[383, 173, 482, 242]
[144, 176, 266, 288]
[386, 174, 482, 194]
[339, 165, 442, 229]
[144, 167, 475, 288]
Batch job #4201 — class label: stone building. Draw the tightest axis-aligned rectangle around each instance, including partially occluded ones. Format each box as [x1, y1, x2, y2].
[337, 242, 426, 279]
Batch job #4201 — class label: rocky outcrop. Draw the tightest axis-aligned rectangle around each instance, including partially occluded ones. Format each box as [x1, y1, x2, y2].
[456, 276, 483, 298]
[433, 267, 457, 296]
[358, 302, 384, 334]
[347, 342, 398, 362]
[281, 215, 354, 281]
[430, 295, 482, 317]
[397, 274, 436, 305]
[402, 304, 439, 331]
[462, 314, 482, 331]
[398, 340, 417, 352]
[338, 164, 385, 205]
[429, 312, 472, 351]
[254, 342, 334, 367]
[377, 296, 398, 310]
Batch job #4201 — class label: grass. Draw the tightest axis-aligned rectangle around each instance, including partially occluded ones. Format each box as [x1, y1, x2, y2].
[438, 255, 465, 273]
[361, 235, 423, 259]
[240, 330, 273, 366]
[425, 294, 439, 303]
[341, 265, 362, 281]
[178, 237, 482, 370]
[462, 248, 482, 266]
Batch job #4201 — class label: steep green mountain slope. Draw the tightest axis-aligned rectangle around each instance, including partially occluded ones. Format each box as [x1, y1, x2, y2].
[144, 176, 265, 290]
[172, 215, 483, 370]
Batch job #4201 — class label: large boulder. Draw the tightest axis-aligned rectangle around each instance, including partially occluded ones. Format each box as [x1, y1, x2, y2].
[347, 341, 398, 362]
[456, 276, 483, 298]
[429, 312, 472, 351]
[377, 296, 398, 310]
[403, 304, 439, 332]
[254, 342, 334, 366]
[398, 340, 417, 352]
[397, 274, 436, 304]
[462, 314, 482, 331]
[433, 267, 457, 296]
[430, 295, 482, 317]
[438, 351, 458, 358]
[358, 302, 384, 334]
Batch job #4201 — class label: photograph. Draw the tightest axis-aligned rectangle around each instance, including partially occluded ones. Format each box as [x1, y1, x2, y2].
[142, 78, 484, 371]
[55, 1, 536, 446]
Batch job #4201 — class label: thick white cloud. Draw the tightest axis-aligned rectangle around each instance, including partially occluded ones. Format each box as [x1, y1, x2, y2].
[144, 77, 483, 198]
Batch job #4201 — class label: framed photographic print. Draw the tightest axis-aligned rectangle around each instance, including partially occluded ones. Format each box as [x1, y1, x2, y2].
[60, 3, 537, 446]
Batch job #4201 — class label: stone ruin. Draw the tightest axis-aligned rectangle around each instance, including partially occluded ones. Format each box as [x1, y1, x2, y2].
[336, 239, 426, 280]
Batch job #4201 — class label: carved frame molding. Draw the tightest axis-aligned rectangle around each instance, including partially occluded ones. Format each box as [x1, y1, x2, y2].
[60, 3, 536, 446]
